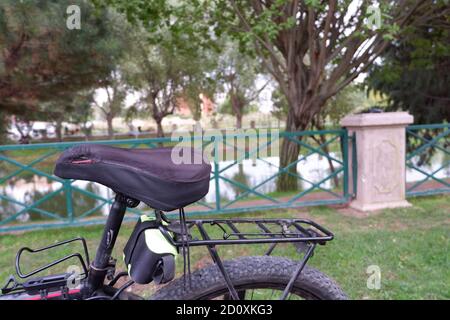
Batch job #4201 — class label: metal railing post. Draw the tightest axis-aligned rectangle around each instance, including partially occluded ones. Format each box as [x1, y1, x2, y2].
[65, 181, 74, 222]
[342, 129, 349, 201]
[351, 132, 357, 198]
[214, 138, 221, 211]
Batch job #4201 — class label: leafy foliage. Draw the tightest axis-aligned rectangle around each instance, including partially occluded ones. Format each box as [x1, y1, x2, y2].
[93, 69, 129, 138]
[366, 8, 450, 165]
[367, 15, 450, 124]
[100, 0, 449, 190]
[216, 41, 267, 128]
[272, 83, 368, 126]
[0, 0, 126, 140]
[126, 27, 216, 136]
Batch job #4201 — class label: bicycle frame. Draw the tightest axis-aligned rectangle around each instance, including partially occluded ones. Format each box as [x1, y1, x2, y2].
[82, 193, 129, 297]
[1, 192, 334, 300]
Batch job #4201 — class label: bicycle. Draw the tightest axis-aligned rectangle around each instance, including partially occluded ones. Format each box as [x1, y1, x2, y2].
[0, 144, 347, 300]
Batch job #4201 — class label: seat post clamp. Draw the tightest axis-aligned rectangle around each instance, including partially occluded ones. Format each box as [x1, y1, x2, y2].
[115, 193, 140, 208]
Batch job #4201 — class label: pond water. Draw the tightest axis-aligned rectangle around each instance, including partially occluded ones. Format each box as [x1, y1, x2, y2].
[1, 152, 448, 224]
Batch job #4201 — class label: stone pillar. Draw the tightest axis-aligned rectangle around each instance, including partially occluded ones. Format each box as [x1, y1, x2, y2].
[340, 112, 414, 212]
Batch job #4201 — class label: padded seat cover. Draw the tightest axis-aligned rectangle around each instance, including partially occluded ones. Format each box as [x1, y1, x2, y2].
[54, 144, 211, 211]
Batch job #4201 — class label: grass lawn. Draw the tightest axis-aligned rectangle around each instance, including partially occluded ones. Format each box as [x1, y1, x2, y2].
[0, 194, 448, 299]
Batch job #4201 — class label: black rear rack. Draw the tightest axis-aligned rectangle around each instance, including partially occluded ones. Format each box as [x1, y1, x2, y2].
[162, 218, 333, 247]
[160, 217, 333, 300]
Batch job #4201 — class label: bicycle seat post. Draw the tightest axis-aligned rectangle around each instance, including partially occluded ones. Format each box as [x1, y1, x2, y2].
[83, 193, 128, 297]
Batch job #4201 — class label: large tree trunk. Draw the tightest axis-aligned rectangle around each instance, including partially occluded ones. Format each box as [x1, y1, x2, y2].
[276, 110, 303, 192]
[276, 83, 326, 191]
[277, 138, 301, 191]
[106, 113, 114, 139]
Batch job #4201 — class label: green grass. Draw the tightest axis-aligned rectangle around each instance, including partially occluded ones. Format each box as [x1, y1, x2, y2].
[0, 195, 448, 299]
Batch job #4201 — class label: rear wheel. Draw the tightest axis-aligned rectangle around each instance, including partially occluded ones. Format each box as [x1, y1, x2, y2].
[150, 256, 347, 300]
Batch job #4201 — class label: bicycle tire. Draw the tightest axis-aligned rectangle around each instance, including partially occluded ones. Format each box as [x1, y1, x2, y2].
[150, 256, 347, 300]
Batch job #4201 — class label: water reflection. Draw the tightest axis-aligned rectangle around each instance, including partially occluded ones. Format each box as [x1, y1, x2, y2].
[204, 154, 344, 203]
[1, 152, 448, 224]
[0, 177, 115, 223]
[407, 152, 450, 182]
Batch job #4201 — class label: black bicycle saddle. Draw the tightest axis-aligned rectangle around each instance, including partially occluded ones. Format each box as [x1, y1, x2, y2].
[54, 144, 211, 211]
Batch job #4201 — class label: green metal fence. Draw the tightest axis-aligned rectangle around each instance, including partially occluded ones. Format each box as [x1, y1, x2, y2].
[406, 123, 450, 197]
[0, 129, 349, 232]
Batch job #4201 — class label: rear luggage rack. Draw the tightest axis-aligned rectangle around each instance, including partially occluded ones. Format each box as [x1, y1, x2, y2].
[160, 216, 333, 300]
[162, 218, 333, 247]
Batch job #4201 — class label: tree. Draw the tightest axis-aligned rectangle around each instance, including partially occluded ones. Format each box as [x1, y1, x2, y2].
[216, 42, 269, 128]
[92, 12, 133, 139]
[366, 14, 450, 124]
[11, 91, 96, 142]
[272, 83, 366, 187]
[93, 0, 219, 136]
[367, 14, 450, 165]
[128, 29, 216, 138]
[213, 0, 448, 191]
[0, 0, 126, 142]
[273, 83, 368, 126]
[311, 85, 368, 187]
[68, 92, 96, 140]
[219, 96, 258, 122]
[102, 0, 447, 191]
[131, 41, 186, 137]
[94, 69, 128, 139]
[271, 88, 289, 122]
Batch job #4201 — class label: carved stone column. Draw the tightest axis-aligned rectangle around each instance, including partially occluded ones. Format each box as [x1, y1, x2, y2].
[341, 112, 414, 212]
